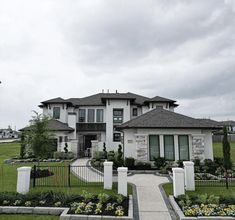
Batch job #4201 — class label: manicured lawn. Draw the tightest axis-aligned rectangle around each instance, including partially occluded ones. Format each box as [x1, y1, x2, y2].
[0, 215, 58, 220]
[213, 141, 235, 163]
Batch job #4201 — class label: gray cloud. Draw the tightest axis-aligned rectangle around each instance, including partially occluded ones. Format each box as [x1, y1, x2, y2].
[0, 0, 235, 129]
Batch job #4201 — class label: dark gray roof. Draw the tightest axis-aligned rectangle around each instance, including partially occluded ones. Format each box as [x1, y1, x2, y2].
[41, 92, 177, 107]
[197, 119, 221, 126]
[220, 120, 235, 126]
[20, 120, 74, 132]
[118, 107, 222, 129]
[145, 96, 176, 103]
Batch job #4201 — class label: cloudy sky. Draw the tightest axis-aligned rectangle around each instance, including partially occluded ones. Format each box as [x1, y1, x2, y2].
[0, 0, 235, 130]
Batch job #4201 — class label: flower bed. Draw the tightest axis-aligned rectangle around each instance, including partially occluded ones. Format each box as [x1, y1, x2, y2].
[30, 168, 54, 178]
[0, 191, 129, 217]
[175, 194, 235, 217]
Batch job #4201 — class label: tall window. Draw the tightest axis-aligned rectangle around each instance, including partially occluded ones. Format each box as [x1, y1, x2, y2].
[96, 109, 104, 122]
[79, 109, 86, 122]
[132, 108, 138, 116]
[149, 135, 160, 161]
[178, 135, 189, 160]
[164, 135, 175, 160]
[88, 109, 95, 122]
[53, 107, 60, 119]
[113, 109, 123, 123]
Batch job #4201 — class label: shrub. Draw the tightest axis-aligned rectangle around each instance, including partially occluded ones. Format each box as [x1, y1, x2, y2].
[135, 161, 151, 170]
[31, 168, 54, 178]
[103, 143, 107, 159]
[53, 151, 75, 160]
[177, 160, 183, 168]
[154, 157, 166, 169]
[124, 157, 135, 169]
[193, 158, 201, 167]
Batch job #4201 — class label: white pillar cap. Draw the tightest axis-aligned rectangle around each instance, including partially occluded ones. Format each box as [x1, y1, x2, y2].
[117, 167, 128, 172]
[17, 167, 32, 172]
[172, 168, 184, 173]
[183, 161, 194, 166]
[104, 161, 113, 166]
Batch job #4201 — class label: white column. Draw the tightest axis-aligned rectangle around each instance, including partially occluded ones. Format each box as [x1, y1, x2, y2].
[104, 161, 113, 190]
[118, 167, 128, 196]
[183, 161, 195, 191]
[91, 140, 99, 158]
[159, 135, 164, 157]
[174, 135, 179, 161]
[17, 167, 32, 194]
[172, 168, 185, 198]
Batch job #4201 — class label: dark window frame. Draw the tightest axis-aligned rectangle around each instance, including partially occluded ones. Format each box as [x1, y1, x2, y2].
[53, 107, 60, 119]
[178, 135, 190, 161]
[87, 109, 95, 123]
[79, 109, 86, 122]
[149, 135, 160, 161]
[164, 135, 175, 161]
[59, 136, 63, 143]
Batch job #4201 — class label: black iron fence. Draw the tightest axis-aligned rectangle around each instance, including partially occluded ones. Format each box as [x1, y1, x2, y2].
[31, 165, 103, 187]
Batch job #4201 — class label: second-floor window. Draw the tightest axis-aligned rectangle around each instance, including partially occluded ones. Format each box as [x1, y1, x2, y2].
[113, 109, 123, 123]
[96, 109, 104, 123]
[53, 107, 60, 119]
[132, 108, 138, 116]
[88, 109, 95, 122]
[79, 109, 86, 122]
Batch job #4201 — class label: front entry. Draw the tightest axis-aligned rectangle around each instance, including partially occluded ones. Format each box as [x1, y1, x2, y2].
[84, 135, 97, 157]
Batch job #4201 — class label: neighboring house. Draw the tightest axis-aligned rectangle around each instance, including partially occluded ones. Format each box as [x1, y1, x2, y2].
[220, 120, 235, 133]
[0, 127, 18, 139]
[22, 92, 221, 161]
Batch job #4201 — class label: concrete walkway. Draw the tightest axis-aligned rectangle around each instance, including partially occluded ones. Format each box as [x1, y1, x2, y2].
[128, 174, 172, 220]
[71, 158, 103, 182]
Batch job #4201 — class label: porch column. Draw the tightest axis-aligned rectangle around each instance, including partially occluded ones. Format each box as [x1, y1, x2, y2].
[159, 135, 164, 157]
[174, 135, 179, 161]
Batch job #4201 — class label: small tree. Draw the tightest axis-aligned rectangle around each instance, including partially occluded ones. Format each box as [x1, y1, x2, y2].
[20, 132, 26, 159]
[27, 111, 54, 159]
[103, 142, 107, 159]
[222, 126, 232, 189]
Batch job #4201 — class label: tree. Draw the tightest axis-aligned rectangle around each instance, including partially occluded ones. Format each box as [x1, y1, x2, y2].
[27, 111, 54, 159]
[222, 126, 232, 189]
[20, 132, 26, 158]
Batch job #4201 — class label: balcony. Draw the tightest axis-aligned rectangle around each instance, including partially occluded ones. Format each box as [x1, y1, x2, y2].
[76, 123, 106, 132]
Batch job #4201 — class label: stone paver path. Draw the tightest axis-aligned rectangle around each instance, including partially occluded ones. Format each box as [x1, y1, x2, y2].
[128, 174, 172, 220]
[71, 158, 103, 182]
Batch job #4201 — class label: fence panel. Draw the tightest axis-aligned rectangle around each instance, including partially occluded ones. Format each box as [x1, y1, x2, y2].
[32, 165, 103, 187]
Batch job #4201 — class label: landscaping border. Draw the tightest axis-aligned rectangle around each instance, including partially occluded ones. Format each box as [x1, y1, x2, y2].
[169, 195, 235, 220]
[0, 195, 133, 220]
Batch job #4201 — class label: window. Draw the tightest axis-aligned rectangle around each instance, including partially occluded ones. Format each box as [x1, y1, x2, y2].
[79, 109, 86, 122]
[64, 136, 68, 142]
[88, 109, 95, 122]
[53, 107, 60, 119]
[178, 135, 189, 160]
[113, 109, 123, 123]
[132, 108, 138, 116]
[113, 133, 121, 142]
[96, 109, 104, 122]
[149, 135, 160, 161]
[59, 136, 63, 143]
[164, 135, 175, 160]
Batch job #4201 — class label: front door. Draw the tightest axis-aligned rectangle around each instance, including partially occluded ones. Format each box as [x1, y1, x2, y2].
[84, 135, 97, 157]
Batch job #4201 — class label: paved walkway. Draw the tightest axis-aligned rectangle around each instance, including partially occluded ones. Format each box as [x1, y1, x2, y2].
[71, 158, 104, 182]
[71, 159, 172, 220]
[128, 174, 172, 220]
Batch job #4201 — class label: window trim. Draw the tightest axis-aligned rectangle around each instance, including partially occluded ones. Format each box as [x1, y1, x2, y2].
[113, 108, 123, 123]
[178, 135, 190, 161]
[113, 132, 121, 142]
[149, 135, 160, 161]
[164, 135, 175, 161]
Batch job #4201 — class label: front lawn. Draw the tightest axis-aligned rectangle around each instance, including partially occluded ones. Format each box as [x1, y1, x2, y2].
[213, 141, 235, 164]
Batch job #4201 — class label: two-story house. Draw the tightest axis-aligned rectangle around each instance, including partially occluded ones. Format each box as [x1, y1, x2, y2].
[35, 92, 220, 161]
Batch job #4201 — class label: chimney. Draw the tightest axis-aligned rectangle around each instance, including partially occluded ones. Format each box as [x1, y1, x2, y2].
[107, 89, 109, 93]
[116, 90, 118, 93]
[102, 89, 104, 93]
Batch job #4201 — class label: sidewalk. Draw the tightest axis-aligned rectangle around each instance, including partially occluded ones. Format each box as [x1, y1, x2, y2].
[128, 174, 172, 220]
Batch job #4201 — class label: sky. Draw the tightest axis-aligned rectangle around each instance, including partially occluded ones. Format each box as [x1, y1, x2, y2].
[0, 0, 235, 130]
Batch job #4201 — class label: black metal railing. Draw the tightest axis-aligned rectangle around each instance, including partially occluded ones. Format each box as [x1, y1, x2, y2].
[32, 165, 103, 187]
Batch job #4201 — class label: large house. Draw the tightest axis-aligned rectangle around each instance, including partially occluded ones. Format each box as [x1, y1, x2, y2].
[0, 127, 18, 139]
[33, 92, 220, 161]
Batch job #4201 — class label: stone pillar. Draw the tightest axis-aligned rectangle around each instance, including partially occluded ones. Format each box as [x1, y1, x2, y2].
[183, 161, 195, 191]
[91, 140, 99, 158]
[118, 167, 128, 196]
[104, 161, 113, 190]
[17, 167, 32, 194]
[172, 168, 185, 198]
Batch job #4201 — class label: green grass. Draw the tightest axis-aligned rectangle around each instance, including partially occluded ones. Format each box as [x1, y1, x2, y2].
[0, 215, 58, 220]
[213, 141, 235, 163]
[163, 182, 235, 198]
